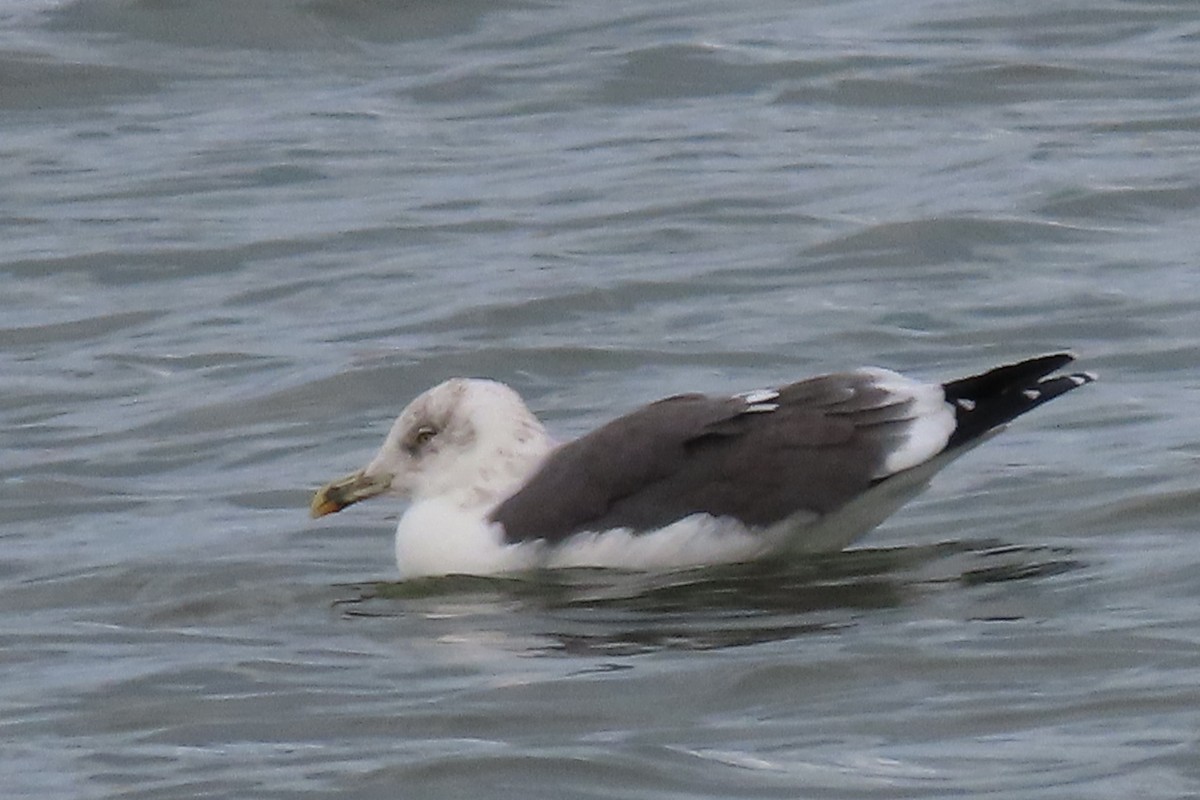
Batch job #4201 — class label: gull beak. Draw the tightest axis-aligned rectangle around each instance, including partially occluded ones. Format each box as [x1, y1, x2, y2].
[310, 470, 394, 518]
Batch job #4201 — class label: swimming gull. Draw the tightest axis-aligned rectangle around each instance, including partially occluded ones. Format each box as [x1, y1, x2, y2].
[311, 353, 1093, 579]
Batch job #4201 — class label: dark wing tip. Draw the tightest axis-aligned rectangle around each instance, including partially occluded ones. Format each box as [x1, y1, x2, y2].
[944, 354, 1094, 449]
[943, 352, 1076, 401]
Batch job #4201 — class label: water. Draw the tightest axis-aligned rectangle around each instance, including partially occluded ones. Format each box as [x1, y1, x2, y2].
[2, 0, 1199, 797]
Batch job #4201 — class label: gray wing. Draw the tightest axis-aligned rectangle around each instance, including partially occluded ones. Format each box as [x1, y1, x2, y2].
[488, 372, 930, 545]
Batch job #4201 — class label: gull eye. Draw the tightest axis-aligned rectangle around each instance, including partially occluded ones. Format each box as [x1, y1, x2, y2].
[412, 425, 438, 449]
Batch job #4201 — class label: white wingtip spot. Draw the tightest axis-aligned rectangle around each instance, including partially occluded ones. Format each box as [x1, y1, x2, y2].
[1070, 372, 1097, 385]
[738, 389, 780, 405]
[744, 402, 779, 413]
[1022, 389, 1041, 401]
[955, 398, 976, 411]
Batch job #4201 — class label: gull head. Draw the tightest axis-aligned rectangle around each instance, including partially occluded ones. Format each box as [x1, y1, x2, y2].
[311, 378, 554, 518]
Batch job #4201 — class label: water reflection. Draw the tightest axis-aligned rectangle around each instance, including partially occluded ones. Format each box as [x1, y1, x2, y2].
[331, 539, 1086, 655]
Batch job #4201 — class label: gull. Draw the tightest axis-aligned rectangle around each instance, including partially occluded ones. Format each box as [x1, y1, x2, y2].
[311, 353, 1093, 579]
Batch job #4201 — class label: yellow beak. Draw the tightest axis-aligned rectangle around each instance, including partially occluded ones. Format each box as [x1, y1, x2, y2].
[310, 470, 393, 518]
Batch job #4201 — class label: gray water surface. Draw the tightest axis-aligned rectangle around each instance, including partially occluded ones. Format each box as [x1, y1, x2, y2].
[2, 1, 1199, 797]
